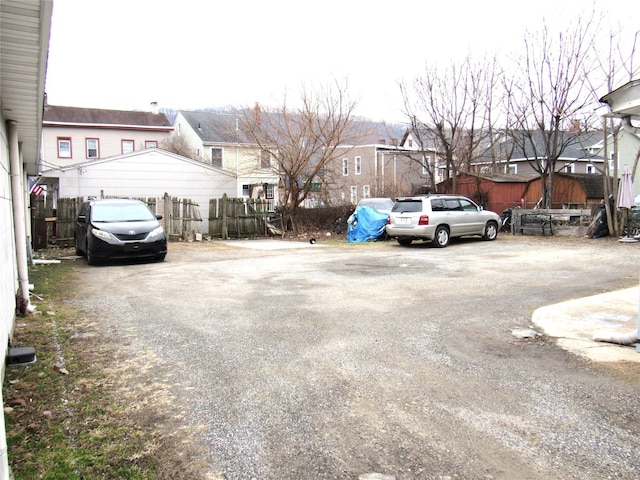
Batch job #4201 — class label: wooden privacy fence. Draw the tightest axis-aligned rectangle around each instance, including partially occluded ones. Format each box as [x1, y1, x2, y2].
[209, 194, 273, 239]
[30, 193, 202, 250]
[163, 194, 203, 239]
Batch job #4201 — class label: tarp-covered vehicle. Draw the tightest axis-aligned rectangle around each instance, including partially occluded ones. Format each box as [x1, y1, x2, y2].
[347, 205, 389, 242]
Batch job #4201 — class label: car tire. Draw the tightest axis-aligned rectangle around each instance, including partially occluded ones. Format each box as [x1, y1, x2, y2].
[397, 238, 413, 246]
[433, 226, 449, 248]
[483, 221, 499, 241]
[86, 241, 96, 266]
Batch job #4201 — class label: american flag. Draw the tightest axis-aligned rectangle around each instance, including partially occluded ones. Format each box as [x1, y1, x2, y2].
[28, 178, 45, 196]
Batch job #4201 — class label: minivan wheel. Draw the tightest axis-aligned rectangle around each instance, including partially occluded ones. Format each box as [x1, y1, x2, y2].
[397, 238, 413, 246]
[86, 241, 96, 266]
[484, 221, 498, 241]
[433, 226, 450, 248]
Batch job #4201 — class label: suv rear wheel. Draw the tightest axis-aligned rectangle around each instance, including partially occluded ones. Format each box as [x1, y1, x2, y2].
[433, 226, 450, 248]
[397, 238, 413, 246]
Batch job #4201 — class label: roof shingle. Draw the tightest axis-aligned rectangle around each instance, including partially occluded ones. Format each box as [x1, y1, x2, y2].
[43, 105, 172, 129]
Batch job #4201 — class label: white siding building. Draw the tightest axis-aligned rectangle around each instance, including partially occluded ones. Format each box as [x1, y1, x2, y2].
[0, 1, 53, 476]
[42, 149, 237, 232]
[41, 104, 173, 172]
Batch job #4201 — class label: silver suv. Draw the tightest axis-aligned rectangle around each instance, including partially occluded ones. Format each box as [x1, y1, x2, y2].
[385, 194, 501, 247]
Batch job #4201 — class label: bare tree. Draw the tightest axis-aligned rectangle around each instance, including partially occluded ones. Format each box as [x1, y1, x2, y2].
[504, 15, 596, 208]
[400, 55, 497, 194]
[240, 81, 360, 230]
[159, 133, 196, 159]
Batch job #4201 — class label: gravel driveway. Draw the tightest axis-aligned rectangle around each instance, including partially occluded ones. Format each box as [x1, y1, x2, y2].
[69, 235, 640, 479]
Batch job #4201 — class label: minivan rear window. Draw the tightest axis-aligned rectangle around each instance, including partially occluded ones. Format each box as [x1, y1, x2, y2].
[391, 200, 423, 213]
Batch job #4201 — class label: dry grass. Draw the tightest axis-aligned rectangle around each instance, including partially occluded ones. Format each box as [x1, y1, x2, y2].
[3, 250, 210, 480]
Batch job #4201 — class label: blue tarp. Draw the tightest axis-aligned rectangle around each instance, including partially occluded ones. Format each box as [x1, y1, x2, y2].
[347, 205, 389, 243]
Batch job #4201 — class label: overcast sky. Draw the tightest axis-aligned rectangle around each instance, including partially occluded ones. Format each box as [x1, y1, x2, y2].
[44, 0, 637, 123]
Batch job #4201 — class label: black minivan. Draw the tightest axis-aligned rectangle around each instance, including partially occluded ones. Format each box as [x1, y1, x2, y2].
[74, 198, 167, 265]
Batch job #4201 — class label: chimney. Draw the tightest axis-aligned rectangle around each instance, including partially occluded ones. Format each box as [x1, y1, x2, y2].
[569, 119, 581, 133]
[254, 102, 261, 127]
[150, 101, 159, 114]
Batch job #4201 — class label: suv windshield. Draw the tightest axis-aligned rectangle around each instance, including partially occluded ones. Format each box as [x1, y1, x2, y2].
[91, 203, 156, 222]
[391, 200, 423, 213]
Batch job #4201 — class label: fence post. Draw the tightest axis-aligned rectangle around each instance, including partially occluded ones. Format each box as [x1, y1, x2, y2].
[163, 193, 171, 235]
[222, 194, 228, 239]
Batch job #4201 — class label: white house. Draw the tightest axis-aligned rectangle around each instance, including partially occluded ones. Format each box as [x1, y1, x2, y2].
[41, 149, 238, 233]
[172, 110, 279, 209]
[0, 1, 52, 476]
[41, 103, 173, 171]
[599, 79, 640, 201]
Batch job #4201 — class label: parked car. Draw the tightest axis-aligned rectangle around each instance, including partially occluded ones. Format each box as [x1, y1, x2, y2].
[74, 198, 167, 265]
[385, 194, 501, 247]
[356, 197, 394, 215]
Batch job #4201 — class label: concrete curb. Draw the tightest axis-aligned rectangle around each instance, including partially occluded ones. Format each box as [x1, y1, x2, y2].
[532, 287, 639, 363]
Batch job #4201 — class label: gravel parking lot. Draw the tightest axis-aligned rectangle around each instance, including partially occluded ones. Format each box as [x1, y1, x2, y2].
[68, 235, 640, 479]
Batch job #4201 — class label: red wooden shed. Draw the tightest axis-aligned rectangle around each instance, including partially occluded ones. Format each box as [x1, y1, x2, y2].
[437, 173, 534, 214]
[522, 173, 612, 209]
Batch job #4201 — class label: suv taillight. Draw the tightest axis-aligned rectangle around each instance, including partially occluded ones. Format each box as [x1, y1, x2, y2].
[418, 215, 429, 225]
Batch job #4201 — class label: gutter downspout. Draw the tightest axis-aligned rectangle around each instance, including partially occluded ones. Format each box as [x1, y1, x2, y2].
[8, 120, 34, 315]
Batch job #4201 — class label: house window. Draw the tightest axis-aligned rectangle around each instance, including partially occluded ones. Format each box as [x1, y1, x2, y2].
[122, 140, 134, 154]
[350, 186, 357, 204]
[57, 137, 72, 158]
[265, 184, 274, 199]
[587, 164, 595, 174]
[86, 138, 99, 159]
[408, 139, 414, 148]
[242, 184, 250, 197]
[564, 163, 575, 173]
[362, 185, 370, 199]
[506, 164, 517, 175]
[260, 150, 271, 169]
[342, 158, 349, 176]
[422, 155, 431, 175]
[211, 148, 223, 167]
[145, 140, 158, 149]
[355, 156, 362, 175]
